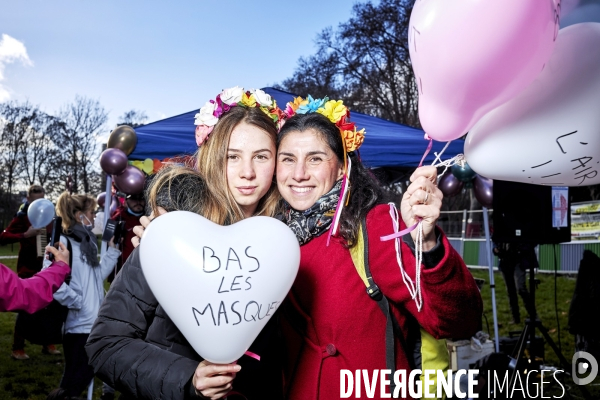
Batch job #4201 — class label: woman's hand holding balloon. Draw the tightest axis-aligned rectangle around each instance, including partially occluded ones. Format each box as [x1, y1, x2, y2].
[192, 360, 241, 400]
[131, 207, 167, 248]
[400, 166, 443, 251]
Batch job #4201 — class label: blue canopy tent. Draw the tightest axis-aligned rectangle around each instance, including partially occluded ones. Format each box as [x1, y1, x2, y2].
[129, 87, 464, 167]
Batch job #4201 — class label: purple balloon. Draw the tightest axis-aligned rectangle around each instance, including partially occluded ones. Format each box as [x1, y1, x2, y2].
[97, 192, 106, 208]
[438, 172, 464, 197]
[100, 148, 128, 175]
[473, 175, 493, 208]
[114, 165, 145, 195]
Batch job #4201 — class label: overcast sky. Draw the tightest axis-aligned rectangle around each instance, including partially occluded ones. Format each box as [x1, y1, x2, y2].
[0, 0, 354, 137]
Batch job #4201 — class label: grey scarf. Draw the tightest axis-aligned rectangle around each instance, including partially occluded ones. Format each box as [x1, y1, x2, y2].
[280, 180, 342, 245]
[69, 223, 99, 267]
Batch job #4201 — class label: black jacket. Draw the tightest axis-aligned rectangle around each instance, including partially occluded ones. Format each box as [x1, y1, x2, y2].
[85, 247, 283, 400]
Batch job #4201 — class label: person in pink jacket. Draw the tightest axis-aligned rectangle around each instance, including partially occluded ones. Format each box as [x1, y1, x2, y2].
[0, 243, 70, 313]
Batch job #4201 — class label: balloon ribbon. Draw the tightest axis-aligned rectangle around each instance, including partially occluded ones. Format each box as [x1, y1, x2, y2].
[381, 135, 433, 241]
[244, 350, 260, 361]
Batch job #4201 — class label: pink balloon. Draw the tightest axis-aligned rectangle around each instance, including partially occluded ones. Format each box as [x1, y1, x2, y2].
[409, 0, 559, 141]
[114, 165, 145, 195]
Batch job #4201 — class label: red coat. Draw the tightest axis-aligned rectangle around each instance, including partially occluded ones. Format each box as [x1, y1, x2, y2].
[281, 205, 483, 400]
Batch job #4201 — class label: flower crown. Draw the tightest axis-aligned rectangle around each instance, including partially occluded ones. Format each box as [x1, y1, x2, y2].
[194, 86, 286, 146]
[284, 95, 365, 152]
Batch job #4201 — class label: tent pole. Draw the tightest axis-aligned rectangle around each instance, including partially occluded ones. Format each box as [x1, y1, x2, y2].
[483, 207, 500, 352]
[100, 175, 112, 257]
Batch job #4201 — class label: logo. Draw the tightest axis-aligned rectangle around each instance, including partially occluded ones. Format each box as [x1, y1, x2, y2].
[572, 351, 598, 386]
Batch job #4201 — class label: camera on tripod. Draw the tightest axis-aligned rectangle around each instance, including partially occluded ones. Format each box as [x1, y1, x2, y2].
[489, 182, 593, 398]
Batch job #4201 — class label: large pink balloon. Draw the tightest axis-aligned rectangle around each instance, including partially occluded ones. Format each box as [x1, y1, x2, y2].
[409, 0, 559, 141]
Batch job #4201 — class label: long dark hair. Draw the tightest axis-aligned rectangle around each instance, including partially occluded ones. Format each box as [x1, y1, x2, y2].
[278, 113, 383, 246]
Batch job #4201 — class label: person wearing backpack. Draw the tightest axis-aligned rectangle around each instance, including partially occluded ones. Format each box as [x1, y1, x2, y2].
[276, 102, 483, 399]
[45, 192, 120, 400]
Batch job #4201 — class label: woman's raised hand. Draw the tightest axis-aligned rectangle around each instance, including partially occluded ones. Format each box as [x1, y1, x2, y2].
[46, 242, 70, 265]
[192, 360, 241, 400]
[400, 166, 443, 251]
[131, 207, 167, 248]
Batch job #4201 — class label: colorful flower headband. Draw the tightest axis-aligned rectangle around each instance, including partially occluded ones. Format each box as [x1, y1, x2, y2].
[194, 86, 286, 146]
[284, 95, 365, 152]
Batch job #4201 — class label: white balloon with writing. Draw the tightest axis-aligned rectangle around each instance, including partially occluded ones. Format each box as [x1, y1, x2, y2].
[139, 211, 300, 363]
[465, 23, 600, 186]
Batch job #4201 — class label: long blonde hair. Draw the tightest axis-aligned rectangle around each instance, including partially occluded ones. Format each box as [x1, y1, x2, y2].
[195, 106, 280, 225]
[55, 191, 97, 233]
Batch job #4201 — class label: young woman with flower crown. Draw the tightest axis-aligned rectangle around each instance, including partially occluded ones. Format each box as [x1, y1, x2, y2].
[274, 96, 483, 399]
[85, 87, 286, 400]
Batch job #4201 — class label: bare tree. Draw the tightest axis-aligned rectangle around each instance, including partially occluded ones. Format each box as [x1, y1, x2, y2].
[0, 102, 34, 204]
[277, 51, 345, 101]
[277, 0, 419, 127]
[118, 109, 147, 128]
[19, 113, 64, 192]
[58, 96, 108, 193]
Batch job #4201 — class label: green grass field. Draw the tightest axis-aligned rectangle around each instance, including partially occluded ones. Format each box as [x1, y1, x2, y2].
[0, 244, 598, 399]
[0, 243, 19, 257]
[470, 268, 577, 365]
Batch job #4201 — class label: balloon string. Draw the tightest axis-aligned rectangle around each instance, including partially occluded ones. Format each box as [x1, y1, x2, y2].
[222, 351, 260, 400]
[418, 134, 434, 167]
[381, 135, 443, 242]
[384, 203, 423, 311]
[244, 350, 261, 361]
[380, 221, 419, 241]
[435, 153, 464, 179]
[226, 392, 248, 400]
[380, 136, 456, 311]
[432, 141, 452, 166]
[326, 156, 352, 246]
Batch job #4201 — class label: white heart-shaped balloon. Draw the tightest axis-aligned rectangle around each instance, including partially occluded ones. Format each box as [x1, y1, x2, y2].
[139, 211, 300, 363]
[465, 23, 600, 186]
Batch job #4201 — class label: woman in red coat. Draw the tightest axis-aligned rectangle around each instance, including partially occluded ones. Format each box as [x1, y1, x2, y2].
[276, 101, 483, 399]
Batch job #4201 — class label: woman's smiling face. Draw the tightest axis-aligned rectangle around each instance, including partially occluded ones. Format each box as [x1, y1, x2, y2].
[276, 129, 343, 211]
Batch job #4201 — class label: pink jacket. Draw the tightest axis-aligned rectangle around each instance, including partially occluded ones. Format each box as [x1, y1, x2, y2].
[0, 261, 70, 313]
